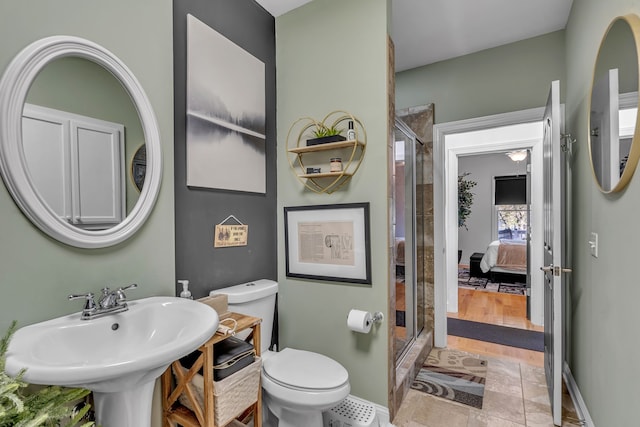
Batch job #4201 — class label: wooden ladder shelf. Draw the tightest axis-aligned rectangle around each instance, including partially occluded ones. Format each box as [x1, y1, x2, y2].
[161, 312, 262, 427]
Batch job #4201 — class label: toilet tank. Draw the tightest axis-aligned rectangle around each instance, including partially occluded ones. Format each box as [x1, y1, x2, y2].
[211, 279, 278, 352]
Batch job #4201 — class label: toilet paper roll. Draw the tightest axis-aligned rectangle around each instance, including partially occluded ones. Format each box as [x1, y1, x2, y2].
[347, 309, 372, 334]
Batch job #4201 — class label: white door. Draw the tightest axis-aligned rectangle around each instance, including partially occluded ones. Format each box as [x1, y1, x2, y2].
[72, 120, 124, 226]
[542, 80, 570, 426]
[21, 111, 72, 221]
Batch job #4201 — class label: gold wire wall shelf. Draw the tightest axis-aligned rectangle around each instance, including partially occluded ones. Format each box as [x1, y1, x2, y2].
[286, 110, 366, 194]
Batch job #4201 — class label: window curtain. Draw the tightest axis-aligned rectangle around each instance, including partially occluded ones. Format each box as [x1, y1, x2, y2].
[495, 175, 526, 205]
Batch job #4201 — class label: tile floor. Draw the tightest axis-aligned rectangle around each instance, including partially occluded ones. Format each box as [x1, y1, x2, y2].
[392, 354, 583, 427]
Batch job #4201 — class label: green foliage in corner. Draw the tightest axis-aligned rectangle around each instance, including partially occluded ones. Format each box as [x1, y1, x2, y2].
[0, 321, 95, 427]
[458, 173, 477, 230]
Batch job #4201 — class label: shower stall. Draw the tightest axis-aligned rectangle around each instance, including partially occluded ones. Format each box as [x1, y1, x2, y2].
[392, 118, 425, 363]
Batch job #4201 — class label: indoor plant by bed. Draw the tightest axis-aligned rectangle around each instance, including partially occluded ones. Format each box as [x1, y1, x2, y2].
[458, 173, 477, 263]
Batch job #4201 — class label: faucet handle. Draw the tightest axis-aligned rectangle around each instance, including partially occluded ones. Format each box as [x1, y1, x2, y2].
[68, 292, 97, 311]
[115, 283, 138, 304]
[118, 283, 138, 292]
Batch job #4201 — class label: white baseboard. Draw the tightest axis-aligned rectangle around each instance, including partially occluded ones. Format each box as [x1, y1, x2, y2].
[563, 362, 594, 427]
[373, 402, 393, 426]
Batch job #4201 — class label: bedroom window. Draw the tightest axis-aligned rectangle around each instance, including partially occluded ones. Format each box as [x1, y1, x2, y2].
[497, 205, 528, 240]
[495, 175, 528, 241]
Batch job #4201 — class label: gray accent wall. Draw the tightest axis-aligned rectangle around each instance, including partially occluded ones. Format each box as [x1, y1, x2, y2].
[173, 0, 277, 298]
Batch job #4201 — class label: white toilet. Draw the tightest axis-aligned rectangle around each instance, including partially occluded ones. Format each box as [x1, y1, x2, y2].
[214, 279, 350, 427]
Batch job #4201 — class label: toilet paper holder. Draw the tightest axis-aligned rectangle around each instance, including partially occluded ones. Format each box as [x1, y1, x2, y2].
[371, 311, 384, 324]
[347, 309, 385, 334]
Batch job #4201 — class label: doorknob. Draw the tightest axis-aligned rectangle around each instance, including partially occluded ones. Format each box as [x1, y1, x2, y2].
[540, 265, 572, 276]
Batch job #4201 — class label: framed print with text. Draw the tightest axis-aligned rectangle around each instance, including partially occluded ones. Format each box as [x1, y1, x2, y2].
[284, 202, 371, 284]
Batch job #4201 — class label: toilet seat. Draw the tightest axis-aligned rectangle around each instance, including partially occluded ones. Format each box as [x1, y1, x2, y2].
[263, 348, 349, 391]
[261, 348, 350, 412]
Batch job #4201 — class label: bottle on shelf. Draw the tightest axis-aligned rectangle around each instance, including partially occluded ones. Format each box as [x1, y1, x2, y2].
[347, 121, 356, 140]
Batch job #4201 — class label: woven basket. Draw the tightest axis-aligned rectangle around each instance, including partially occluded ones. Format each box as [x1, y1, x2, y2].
[178, 356, 261, 426]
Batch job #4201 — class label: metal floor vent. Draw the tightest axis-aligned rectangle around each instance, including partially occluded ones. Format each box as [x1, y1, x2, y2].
[324, 395, 378, 427]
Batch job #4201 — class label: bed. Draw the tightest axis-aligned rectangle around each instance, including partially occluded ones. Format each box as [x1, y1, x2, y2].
[479, 239, 527, 283]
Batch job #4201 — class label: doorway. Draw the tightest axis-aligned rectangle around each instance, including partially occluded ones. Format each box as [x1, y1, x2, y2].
[434, 108, 546, 348]
[457, 151, 530, 306]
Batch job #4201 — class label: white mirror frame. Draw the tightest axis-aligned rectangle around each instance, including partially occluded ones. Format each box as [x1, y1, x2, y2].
[0, 36, 162, 248]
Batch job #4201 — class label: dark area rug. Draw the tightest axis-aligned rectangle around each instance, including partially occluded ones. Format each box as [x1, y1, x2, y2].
[458, 268, 526, 295]
[411, 348, 487, 409]
[448, 317, 544, 352]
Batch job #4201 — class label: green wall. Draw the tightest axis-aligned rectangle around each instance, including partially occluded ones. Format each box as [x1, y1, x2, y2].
[276, 0, 390, 406]
[395, 30, 566, 124]
[0, 0, 175, 334]
[565, 0, 640, 424]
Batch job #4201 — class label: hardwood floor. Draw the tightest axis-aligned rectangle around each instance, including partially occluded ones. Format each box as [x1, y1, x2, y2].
[447, 288, 544, 367]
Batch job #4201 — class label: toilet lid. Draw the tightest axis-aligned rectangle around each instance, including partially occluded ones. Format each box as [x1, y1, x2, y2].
[263, 348, 349, 390]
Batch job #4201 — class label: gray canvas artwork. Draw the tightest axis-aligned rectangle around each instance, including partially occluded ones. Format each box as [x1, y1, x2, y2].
[186, 14, 266, 193]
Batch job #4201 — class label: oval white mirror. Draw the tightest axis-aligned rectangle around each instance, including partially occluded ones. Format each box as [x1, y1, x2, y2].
[589, 14, 640, 193]
[0, 36, 162, 248]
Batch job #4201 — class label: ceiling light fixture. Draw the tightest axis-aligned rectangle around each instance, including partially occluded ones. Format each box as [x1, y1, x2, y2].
[506, 150, 527, 162]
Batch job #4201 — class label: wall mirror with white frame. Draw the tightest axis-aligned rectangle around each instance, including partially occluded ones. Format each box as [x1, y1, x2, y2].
[0, 36, 162, 248]
[589, 14, 640, 193]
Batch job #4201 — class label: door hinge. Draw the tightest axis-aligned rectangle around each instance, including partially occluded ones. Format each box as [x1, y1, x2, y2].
[561, 133, 576, 153]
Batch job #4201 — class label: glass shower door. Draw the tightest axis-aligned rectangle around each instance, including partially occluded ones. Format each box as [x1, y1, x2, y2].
[393, 119, 418, 362]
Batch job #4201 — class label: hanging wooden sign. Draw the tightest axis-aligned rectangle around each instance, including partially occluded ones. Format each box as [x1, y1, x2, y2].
[214, 215, 248, 247]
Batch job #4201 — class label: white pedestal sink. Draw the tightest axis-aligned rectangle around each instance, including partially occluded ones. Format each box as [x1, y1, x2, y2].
[5, 296, 219, 427]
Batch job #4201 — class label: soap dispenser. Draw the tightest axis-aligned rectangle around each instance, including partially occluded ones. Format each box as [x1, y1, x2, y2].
[178, 280, 193, 299]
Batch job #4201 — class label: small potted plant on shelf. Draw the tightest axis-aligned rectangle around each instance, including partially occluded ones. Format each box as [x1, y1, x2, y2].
[306, 123, 346, 146]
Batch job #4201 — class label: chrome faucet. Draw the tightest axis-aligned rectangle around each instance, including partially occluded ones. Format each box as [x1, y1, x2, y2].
[69, 284, 138, 320]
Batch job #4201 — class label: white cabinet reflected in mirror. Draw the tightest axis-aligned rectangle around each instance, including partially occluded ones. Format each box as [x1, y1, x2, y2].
[22, 103, 126, 229]
[23, 56, 145, 222]
[0, 36, 162, 248]
[589, 14, 640, 193]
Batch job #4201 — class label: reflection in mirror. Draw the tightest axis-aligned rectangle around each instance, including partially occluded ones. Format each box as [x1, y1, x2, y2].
[24, 57, 144, 228]
[131, 144, 146, 192]
[589, 15, 640, 192]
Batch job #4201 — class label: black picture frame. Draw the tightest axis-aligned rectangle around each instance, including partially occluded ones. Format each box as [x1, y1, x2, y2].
[131, 145, 146, 192]
[284, 202, 371, 284]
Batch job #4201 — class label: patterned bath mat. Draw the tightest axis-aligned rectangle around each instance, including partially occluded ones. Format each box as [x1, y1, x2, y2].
[411, 348, 487, 409]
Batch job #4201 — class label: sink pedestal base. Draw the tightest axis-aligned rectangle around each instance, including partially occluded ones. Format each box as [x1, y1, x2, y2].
[93, 379, 156, 427]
